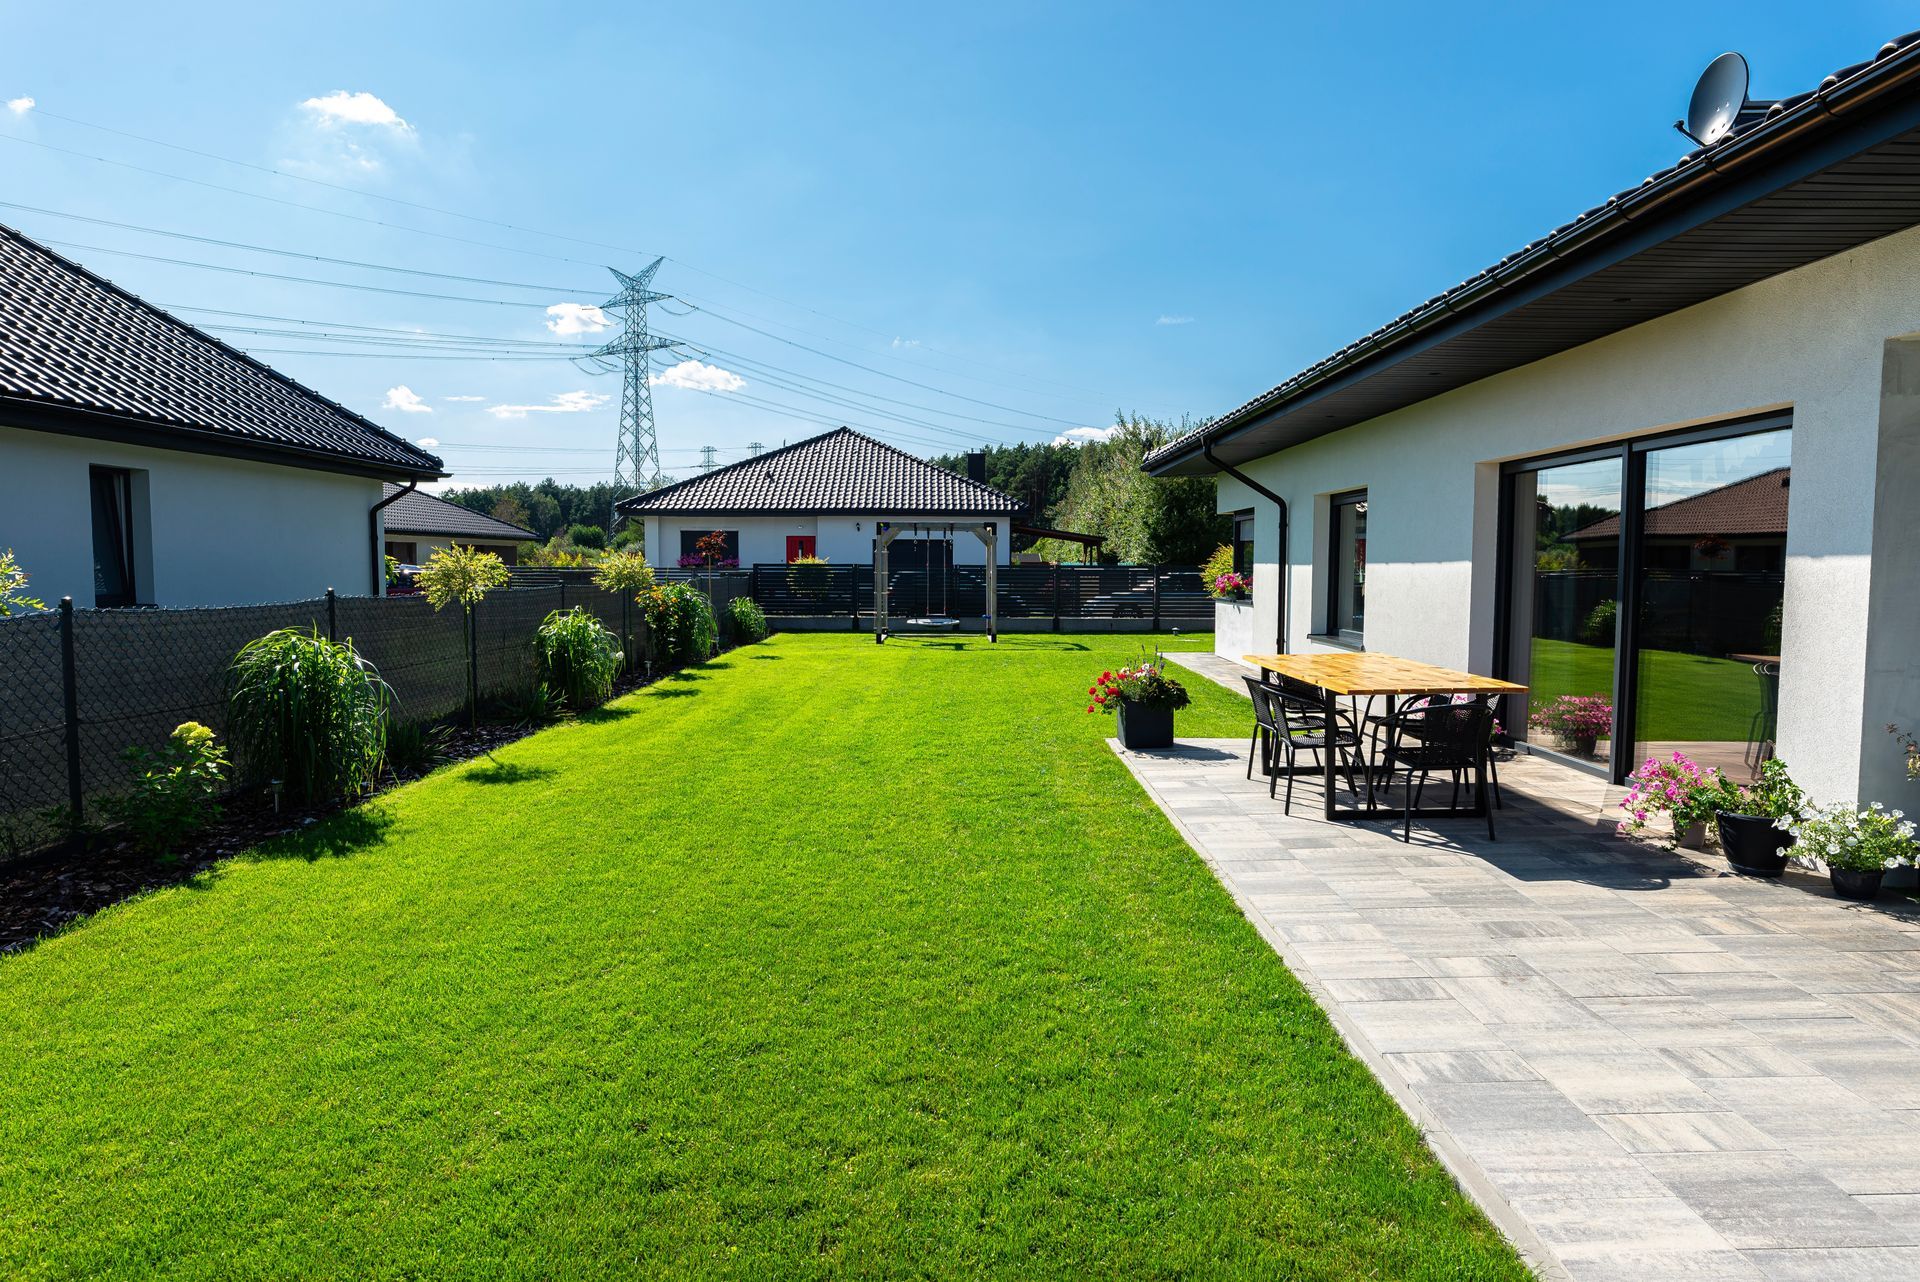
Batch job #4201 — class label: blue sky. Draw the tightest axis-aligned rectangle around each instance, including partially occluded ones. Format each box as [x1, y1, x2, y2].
[0, 2, 1908, 489]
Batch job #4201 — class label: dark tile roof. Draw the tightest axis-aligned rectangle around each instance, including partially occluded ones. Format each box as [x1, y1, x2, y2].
[1147, 30, 1920, 472]
[381, 484, 535, 541]
[0, 223, 445, 478]
[1567, 468, 1790, 542]
[616, 427, 1023, 516]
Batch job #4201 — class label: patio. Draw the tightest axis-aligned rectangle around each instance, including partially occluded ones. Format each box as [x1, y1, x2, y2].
[1120, 668, 1920, 1281]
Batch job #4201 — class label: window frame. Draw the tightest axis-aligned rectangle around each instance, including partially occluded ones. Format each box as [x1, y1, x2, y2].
[678, 528, 741, 565]
[1325, 489, 1368, 645]
[89, 465, 140, 608]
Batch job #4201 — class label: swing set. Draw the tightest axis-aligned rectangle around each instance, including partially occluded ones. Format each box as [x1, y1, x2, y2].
[873, 520, 998, 643]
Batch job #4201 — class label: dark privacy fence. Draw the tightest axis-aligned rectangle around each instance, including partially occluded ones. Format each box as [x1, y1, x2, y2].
[0, 583, 640, 859]
[1533, 569, 1784, 656]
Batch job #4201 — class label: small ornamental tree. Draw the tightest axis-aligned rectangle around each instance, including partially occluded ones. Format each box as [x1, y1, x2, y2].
[415, 545, 511, 725]
[0, 549, 47, 617]
[694, 530, 731, 602]
[593, 550, 655, 599]
[415, 544, 511, 614]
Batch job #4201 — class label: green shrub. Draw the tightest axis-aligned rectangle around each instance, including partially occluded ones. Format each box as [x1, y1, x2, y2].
[537, 607, 623, 709]
[567, 523, 606, 550]
[386, 720, 454, 779]
[785, 555, 831, 601]
[415, 544, 510, 613]
[609, 525, 644, 552]
[1200, 543, 1234, 587]
[103, 721, 229, 854]
[593, 550, 655, 598]
[727, 596, 769, 643]
[0, 548, 47, 617]
[227, 628, 390, 805]
[645, 582, 718, 667]
[1580, 598, 1617, 644]
[483, 682, 562, 727]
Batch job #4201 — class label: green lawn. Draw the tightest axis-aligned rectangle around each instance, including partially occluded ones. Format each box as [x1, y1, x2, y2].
[1529, 637, 1766, 743]
[0, 633, 1525, 1280]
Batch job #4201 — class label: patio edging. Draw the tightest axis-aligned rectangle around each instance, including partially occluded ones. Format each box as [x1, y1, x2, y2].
[1109, 736, 1574, 1282]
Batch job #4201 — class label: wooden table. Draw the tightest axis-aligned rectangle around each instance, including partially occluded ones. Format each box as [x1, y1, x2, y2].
[1243, 652, 1527, 822]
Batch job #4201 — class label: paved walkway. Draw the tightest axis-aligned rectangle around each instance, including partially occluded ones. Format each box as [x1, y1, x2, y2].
[1118, 727, 1920, 1282]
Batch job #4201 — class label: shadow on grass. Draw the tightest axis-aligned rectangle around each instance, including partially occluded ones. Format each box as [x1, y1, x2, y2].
[749, 654, 782, 660]
[247, 805, 397, 863]
[460, 762, 556, 786]
[577, 704, 638, 724]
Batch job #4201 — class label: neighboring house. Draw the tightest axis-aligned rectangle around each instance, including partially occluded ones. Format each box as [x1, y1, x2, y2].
[1145, 32, 1920, 805]
[0, 223, 445, 608]
[617, 427, 1022, 570]
[381, 485, 534, 567]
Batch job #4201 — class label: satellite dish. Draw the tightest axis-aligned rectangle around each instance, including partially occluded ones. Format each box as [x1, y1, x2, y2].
[1677, 52, 1750, 146]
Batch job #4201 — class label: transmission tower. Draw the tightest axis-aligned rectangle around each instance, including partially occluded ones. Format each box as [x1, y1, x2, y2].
[747, 441, 765, 458]
[590, 257, 675, 516]
[697, 445, 719, 472]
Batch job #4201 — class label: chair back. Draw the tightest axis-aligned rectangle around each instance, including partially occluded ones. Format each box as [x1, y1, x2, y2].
[1394, 699, 1492, 764]
[1270, 688, 1333, 737]
[1243, 677, 1280, 731]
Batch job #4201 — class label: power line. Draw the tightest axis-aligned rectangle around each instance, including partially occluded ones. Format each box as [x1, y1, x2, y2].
[0, 201, 595, 292]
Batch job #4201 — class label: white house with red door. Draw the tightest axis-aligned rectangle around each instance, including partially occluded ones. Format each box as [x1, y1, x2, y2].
[617, 428, 1020, 570]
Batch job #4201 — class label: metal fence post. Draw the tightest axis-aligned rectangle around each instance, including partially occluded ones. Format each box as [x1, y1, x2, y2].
[326, 587, 337, 642]
[558, 579, 567, 612]
[1152, 564, 1162, 632]
[622, 594, 633, 669]
[58, 597, 83, 831]
[466, 601, 479, 727]
[1052, 562, 1062, 633]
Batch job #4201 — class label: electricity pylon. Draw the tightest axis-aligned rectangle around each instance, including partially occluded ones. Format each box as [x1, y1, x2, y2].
[589, 258, 675, 521]
[697, 445, 719, 472]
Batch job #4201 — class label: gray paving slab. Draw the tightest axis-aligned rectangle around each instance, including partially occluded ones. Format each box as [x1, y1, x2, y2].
[1115, 734, 1920, 1281]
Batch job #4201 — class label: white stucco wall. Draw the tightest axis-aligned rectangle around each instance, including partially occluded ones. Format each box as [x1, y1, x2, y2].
[643, 513, 1009, 568]
[0, 424, 386, 607]
[1219, 220, 1920, 806]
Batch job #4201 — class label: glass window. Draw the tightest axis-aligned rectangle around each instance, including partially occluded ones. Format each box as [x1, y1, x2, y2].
[678, 529, 740, 566]
[1631, 427, 1790, 778]
[89, 466, 138, 608]
[1328, 491, 1366, 641]
[1232, 511, 1254, 577]
[1506, 458, 1623, 765]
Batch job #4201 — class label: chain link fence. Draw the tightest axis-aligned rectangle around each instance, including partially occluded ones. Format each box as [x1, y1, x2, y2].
[0, 586, 649, 861]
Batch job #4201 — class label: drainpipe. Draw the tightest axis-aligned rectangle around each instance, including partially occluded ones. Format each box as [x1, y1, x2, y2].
[1203, 440, 1288, 654]
[368, 481, 417, 596]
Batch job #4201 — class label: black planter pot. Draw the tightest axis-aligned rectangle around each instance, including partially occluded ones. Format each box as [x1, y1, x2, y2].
[1830, 867, 1885, 901]
[1716, 810, 1794, 877]
[1116, 700, 1175, 750]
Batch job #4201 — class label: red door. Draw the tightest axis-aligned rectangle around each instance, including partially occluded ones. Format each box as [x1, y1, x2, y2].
[786, 535, 817, 562]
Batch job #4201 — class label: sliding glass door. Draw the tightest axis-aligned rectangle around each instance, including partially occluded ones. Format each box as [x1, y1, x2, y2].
[1505, 457, 1623, 767]
[1501, 416, 1791, 782]
[1630, 427, 1791, 776]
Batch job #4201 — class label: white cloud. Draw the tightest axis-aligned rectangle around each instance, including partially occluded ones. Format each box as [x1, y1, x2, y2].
[442, 394, 485, 402]
[383, 385, 432, 414]
[416, 437, 440, 449]
[5, 97, 33, 115]
[1053, 425, 1122, 446]
[890, 337, 921, 349]
[1156, 315, 1195, 326]
[650, 359, 745, 393]
[544, 302, 610, 337]
[300, 90, 410, 131]
[486, 390, 610, 419]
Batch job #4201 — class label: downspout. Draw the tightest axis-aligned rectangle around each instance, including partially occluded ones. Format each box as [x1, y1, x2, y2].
[368, 481, 417, 596]
[1202, 440, 1288, 654]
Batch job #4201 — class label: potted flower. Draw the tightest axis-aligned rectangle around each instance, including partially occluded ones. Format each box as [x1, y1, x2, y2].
[1785, 800, 1917, 900]
[1211, 570, 1251, 600]
[1088, 658, 1191, 750]
[1619, 751, 1721, 849]
[1703, 758, 1805, 878]
[1528, 694, 1612, 758]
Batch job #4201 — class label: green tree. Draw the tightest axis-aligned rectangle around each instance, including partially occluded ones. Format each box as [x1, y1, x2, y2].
[1040, 414, 1228, 564]
[0, 549, 47, 617]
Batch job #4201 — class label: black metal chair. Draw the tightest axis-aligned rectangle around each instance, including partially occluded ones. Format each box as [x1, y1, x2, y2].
[1363, 693, 1504, 810]
[1377, 699, 1497, 843]
[1241, 675, 1282, 782]
[1262, 686, 1366, 815]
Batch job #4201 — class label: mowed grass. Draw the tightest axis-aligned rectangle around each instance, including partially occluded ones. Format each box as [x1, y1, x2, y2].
[0, 633, 1526, 1280]
[1529, 637, 1766, 742]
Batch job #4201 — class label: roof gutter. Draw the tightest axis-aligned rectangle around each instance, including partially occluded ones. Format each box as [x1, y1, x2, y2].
[1203, 440, 1287, 654]
[1151, 35, 1920, 474]
[369, 481, 417, 596]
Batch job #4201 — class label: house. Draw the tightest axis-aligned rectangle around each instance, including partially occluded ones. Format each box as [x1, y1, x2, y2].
[380, 485, 535, 567]
[616, 427, 1022, 571]
[1145, 31, 1920, 806]
[0, 223, 445, 608]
